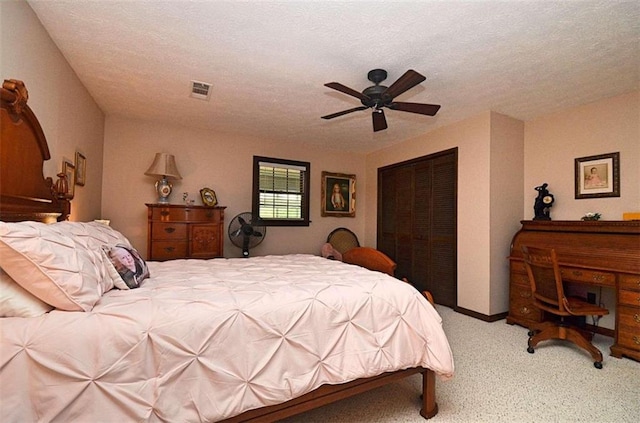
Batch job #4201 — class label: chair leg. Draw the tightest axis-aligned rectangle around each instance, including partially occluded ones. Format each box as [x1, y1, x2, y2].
[527, 323, 604, 368]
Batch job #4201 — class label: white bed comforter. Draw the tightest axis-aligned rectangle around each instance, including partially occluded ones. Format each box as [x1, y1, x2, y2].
[0, 254, 454, 422]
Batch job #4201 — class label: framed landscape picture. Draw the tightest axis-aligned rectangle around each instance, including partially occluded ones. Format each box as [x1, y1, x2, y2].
[574, 152, 620, 199]
[321, 171, 356, 217]
[63, 159, 76, 199]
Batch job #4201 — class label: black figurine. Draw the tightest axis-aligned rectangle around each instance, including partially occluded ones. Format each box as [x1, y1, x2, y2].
[533, 183, 555, 221]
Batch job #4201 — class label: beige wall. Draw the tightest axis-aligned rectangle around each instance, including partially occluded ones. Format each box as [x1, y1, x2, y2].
[1, 0, 105, 222]
[4, 1, 638, 322]
[102, 116, 366, 258]
[524, 91, 639, 220]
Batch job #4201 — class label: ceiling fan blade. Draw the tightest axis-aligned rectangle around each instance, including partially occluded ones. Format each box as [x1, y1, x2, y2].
[383, 70, 426, 100]
[372, 109, 388, 132]
[325, 82, 371, 102]
[389, 101, 441, 116]
[321, 106, 368, 120]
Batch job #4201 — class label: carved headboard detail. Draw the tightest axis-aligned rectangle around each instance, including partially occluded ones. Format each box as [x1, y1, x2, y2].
[1, 79, 70, 222]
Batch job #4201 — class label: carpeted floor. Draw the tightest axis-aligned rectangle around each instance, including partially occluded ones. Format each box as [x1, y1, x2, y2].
[281, 306, 640, 422]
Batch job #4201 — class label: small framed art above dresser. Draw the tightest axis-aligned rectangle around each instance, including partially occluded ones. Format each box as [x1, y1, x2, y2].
[146, 203, 226, 260]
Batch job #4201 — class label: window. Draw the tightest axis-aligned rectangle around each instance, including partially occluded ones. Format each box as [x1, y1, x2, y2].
[252, 156, 310, 226]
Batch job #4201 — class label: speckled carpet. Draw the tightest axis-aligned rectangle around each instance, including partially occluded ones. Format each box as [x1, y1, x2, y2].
[281, 305, 640, 423]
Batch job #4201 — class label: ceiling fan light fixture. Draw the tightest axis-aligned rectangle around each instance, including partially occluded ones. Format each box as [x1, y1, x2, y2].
[322, 69, 440, 132]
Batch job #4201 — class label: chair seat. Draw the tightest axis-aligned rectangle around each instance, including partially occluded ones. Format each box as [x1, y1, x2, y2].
[565, 296, 609, 317]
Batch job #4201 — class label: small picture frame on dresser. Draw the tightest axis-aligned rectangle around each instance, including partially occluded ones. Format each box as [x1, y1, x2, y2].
[200, 187, 218, 206]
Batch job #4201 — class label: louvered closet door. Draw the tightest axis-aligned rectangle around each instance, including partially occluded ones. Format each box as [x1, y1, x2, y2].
[377, 149, 457, 308]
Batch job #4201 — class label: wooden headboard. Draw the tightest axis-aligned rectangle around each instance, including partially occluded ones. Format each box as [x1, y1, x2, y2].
[0, 79, 70, 223]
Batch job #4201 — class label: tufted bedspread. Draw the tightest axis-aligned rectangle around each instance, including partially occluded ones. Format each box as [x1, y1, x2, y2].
[0, 254, 454, 422]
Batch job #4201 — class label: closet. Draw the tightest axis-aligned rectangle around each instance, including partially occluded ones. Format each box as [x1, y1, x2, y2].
[377, 148, 457, 307]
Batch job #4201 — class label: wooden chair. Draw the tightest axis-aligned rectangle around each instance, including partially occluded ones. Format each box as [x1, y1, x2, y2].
[521, 245, 610, 368]
[342, 247, 435, 305]
[342, 247, 397, 276]
[326, 227, 360, 255]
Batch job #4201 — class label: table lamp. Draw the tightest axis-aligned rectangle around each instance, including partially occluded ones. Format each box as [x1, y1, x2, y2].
[145, 153, 182, 204]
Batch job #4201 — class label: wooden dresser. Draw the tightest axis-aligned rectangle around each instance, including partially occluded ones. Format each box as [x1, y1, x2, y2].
[507, 220, 640, 361]
[146, 204, 226, 261]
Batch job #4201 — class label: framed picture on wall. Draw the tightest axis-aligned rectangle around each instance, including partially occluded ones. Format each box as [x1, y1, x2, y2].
[63, 159, 76, 199]
[321, 171, 356, 217]
[574, 152, 620, 199]
[75, 151, 86, 186]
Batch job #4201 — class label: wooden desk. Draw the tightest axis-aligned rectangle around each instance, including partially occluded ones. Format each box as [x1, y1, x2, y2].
[507, 220, 640, 361]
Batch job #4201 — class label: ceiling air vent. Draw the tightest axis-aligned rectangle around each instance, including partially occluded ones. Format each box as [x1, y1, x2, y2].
[190, 80, 212, 101]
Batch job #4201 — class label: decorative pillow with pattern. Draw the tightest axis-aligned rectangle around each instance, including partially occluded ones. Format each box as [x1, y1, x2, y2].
[104, 244, 150, 289]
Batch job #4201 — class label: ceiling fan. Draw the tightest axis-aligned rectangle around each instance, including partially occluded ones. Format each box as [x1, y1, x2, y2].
[322, 69, 440, 132]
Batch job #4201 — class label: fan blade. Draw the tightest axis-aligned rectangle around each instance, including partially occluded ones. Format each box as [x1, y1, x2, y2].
[383, 70, 426, 100]
[238, 216, 246, 225]
[321, 106, 368, 120]
[389, 102, 441, 116]
[231, 228, 242, 238]
[372, 109, 387, 132]
[252, 230, 263, 237]
[325, 82, 371, 102]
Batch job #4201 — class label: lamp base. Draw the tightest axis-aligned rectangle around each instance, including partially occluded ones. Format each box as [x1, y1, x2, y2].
[155, 177, 173, 204]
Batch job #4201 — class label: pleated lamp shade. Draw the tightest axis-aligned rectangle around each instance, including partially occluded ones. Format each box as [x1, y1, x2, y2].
[144, 153, 182, 179]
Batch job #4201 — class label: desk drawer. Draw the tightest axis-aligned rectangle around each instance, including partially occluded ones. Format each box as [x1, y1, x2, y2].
[619, 274, 640, 292]
[620, 290, 640, 307]
[151, 223, 187, 240]
[560, 268, 615, 287]
[617, 305, 640, 350]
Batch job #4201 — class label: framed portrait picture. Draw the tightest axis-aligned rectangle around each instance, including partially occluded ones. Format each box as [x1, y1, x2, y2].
[75, 151, 86, 186]
[574, 152, 620, 199]
[321, 171, 356, 217]
[63, 159, 76, 199]
[200, 187, 218, 207]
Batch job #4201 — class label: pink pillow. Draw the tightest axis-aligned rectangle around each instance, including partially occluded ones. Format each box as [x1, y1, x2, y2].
[0, 221, 131, 311]
[0, 267, 53, 317]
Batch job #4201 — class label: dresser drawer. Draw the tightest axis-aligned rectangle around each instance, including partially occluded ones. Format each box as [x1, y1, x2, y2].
[560, 267, 615, 287]
[151, 207, 221, 222]
[151, 223, 187, 240]
[617, 305, 640, 350]
[619, 274, 640, 292]
[510, 261, 526, 274]
[150, 241, 188, 261]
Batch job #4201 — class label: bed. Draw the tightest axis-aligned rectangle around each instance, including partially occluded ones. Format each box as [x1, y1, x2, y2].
[0, 79, 454, 422]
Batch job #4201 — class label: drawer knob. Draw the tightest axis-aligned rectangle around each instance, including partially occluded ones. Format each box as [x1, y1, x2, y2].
[572, 270, 583, 277]
[519, 291, 531, 298]
[164, 227, 176, 234]
[520, 306, 530, 315]
[634, 336, 640, 346]
[206, 210, 214, 218]
[164, 247, 175, 252]
[160, 211, 170, 217]
[592, 274, 605, 282]
[634, 314, 640, 323]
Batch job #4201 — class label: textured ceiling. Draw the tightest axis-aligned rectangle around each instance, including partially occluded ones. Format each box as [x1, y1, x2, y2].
[28, 1, 639, 154]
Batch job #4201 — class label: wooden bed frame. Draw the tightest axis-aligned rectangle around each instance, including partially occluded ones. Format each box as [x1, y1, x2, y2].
[0, 79, 440, 422]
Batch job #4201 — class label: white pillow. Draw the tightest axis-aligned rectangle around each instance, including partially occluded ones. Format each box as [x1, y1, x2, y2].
[0, 221, 131, 312]
[0, 267, 53, 317]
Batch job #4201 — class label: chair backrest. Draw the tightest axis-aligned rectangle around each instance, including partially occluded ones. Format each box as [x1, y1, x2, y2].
[326, 227, 360, 254]
[521, 245, 569, 316]
[342, 247, 397, 276]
